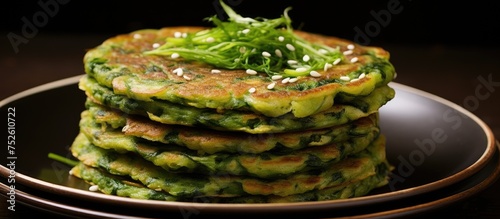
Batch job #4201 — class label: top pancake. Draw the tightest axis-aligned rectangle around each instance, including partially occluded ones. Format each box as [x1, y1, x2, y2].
[84, 27, 396, 118]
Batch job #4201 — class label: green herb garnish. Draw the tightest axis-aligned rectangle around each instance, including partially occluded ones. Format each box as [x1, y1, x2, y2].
[48, 152, 78, 167]
[144, 0, 344, 78]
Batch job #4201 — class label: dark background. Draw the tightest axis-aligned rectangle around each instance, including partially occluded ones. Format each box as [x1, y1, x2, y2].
[2, 0, 500, 48]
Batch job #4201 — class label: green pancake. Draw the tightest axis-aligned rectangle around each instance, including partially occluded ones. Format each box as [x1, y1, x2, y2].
[84, 26, 395, 118]
[86, 102, 380, 154]
[80, 75, 394, 134]
[70, 160, 390, 203]
[70, 162, 178, 201]
[70, 133, 388, 198]
[66, 2, 396, 204]
[79, 110, 379, 178]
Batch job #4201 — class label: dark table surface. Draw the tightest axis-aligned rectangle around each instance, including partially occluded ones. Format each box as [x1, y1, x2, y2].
[0, 33, 499, 218]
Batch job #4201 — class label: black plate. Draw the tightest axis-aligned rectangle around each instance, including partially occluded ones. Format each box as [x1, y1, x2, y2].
[2, 145, 498, 218]
[0, 76, 496, 217]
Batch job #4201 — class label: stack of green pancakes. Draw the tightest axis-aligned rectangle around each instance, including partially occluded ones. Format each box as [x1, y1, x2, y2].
[68, 3, 396, 203]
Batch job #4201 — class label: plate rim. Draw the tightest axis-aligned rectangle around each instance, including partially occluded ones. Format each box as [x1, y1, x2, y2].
[3, 142, 499, 218]
[0, 75, 497, 212]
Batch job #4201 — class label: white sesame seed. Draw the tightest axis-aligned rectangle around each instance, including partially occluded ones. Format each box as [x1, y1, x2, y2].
[249, 87, 256, 93]
[340, 76, 350, 81]
[359, 73, 366, 79]
[350, 78, 360, 82]
[205, 37, 215, 43]
[350, 57, 359, 63]
[89, 185, 99, 192]
[262, 51, 271, 57]
[69, 169, 73, 175]
[267, 82, 276, 89]
[295, 67, 307, 73]
[171, 53, 180, 59]
[323, 63, 332, 71]
[272, 75, 283, 80]
[246, 69, 257, 75]
[122, 124, 130, 132]
[333, 58, 341, 65]
[183, 75, 191, 80]
[282, 77, 290, 83]
[343, 50, 353, 55]
[287, 60, 298, 65]
[211, 69, 221, 74]
[182, 33, 187, 38]
[152, 43, 160, 48]
[133, 34, 141, 39]
[173, 67, 183, 76]
[275, 49, 282, 57]
[242, 28, 250, 34]
[318, 49, 328, 54]
[347, 44, 355, 50]
[271, 75, 283, 80]
[174, 32, 182, 38]
[310, 71, 321, 77]
[302, 55, 310, 62]
[289, 77, 299, 83]
[278, 36, 285, 42]
[286, 44, 295, 51]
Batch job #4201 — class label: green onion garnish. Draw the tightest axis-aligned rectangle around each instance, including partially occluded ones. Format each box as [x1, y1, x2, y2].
[144, 0, 344, 78]
[48, 152, 78, 167]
